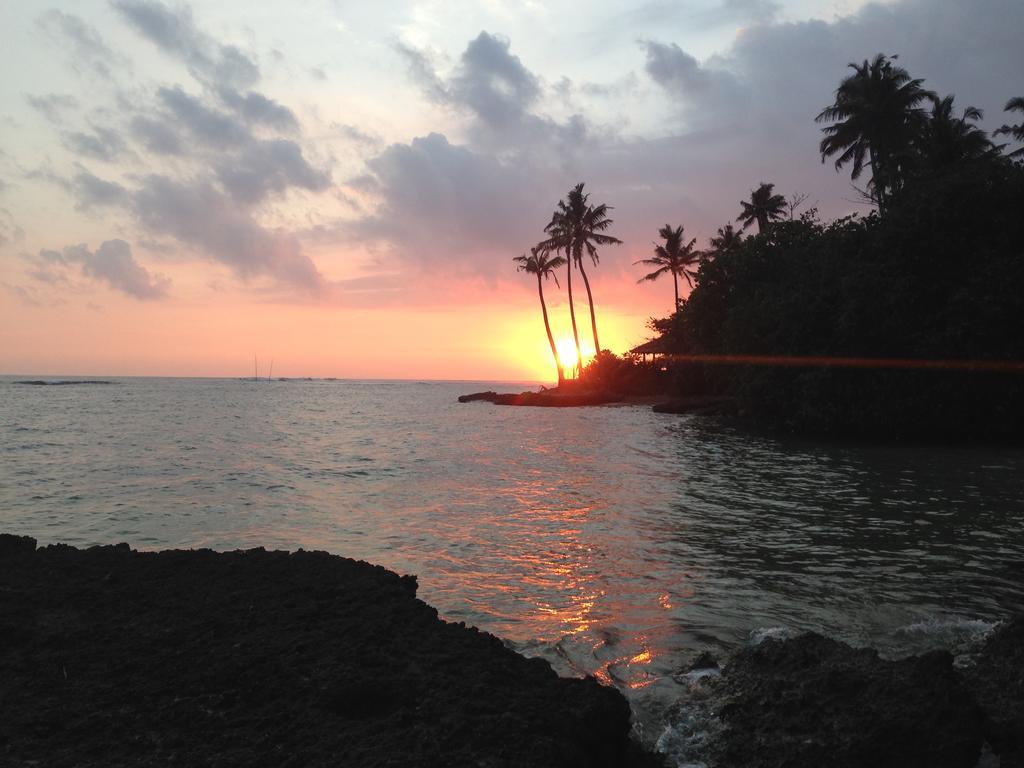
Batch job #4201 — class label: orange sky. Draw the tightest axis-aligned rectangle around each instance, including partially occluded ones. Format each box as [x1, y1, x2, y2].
[0, 261, 661, 382]
[4, 0, 1018, 380]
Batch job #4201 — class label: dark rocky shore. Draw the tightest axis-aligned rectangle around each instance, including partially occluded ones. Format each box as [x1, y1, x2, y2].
[0, 535, 658, 768]
[708, 622, 1024, 768]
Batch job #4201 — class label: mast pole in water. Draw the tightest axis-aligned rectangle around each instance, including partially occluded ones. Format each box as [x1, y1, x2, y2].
[268, 359, 273, 381]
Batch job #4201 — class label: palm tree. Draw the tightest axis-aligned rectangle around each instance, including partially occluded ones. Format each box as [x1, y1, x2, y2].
[514, 246, 568, 385]
[816, 54, 933, 213]
[543, 183, 622, 358]
[737, 183, 787, 233]
[995, 97, 1024, 158]
[917, 94, 997, 168]
[709, 224, 743, 253]
[540, 210, 581, 374]
[635, 224, 700, 309]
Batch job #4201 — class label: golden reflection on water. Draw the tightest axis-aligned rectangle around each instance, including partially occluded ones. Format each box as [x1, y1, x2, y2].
[460, 466, 689, 693]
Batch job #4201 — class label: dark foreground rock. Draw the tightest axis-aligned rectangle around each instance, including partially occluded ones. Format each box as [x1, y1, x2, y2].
[966, 616, 1024, 765]
[0, 536, 659, 768]
[711, 633, 985, 768]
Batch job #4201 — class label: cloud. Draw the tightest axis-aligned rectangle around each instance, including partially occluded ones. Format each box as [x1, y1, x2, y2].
[627, 0, 780, 29]
[394, 42, 449, 103]
[71, 171, 130, 209]
[111, 0, 259, 89]
[449, 32, 540, 130]
[217, 88, 299, 132]
[130, 115, 183, 155]
[62, 127, 128, 162]
[130, 175, 323, 292]
[37, 10, 119, 79]
[0, 207, 24, 247]
[30, 239, 169, 299]
[353, 132, 556, 275]
[77, 239, 170, 299]
[215, 139, 330, 204]
[26, 94, 80, 124]
[397, 31, 587, 152]
[644, 41, 715, 95]
[157, 85, 250, 148]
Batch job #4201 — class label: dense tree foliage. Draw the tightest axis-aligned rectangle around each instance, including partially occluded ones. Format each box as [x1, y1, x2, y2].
[653, 158, 1024, 438]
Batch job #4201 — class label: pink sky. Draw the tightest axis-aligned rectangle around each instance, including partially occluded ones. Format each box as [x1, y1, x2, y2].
[2, 0, 1021, 379]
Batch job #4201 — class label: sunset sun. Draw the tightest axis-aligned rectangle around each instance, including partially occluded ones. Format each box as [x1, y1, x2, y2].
[555, 337, 579, 369]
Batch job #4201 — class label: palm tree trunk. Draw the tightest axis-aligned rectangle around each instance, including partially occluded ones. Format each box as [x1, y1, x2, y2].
[576, 257, 601, 355]
[673, 272, 679, 309]
[538, 275, 565, 386]
[756, 212, 767, 233]
[868, 145, 887, 215]
[566, 249, 582, 378]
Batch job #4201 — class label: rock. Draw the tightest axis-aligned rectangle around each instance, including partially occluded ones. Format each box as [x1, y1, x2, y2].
[685, 651, 719, 672]
[711, 632, 984, 768]
[964, 617, 1024, 765]
[0, 539, 660, 768]
[457, 391, 499, 403]
[0, 534, 36, 556]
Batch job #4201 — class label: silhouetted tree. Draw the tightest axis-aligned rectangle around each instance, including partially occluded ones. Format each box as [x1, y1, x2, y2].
[514, 246, 568, 385]
[541, 207, 581, 373]
[737, 183, 787, 233]
[816, 54, 933, 213]
[916, 94, 997, 168]
[996, 97, 1024, 158]
[543, 183, 622, 358]
[709, 224, 743, 253]
[635, 224, 700, 308]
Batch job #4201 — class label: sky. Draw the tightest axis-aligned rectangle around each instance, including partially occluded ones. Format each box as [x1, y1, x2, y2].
[1, 0, 1022, 381]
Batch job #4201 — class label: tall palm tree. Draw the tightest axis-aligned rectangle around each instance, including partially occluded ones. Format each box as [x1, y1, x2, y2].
[917, 94, 997, 168]
[514, 246, 568, 385]
[540, 210, 581, 374]
[995, 97, 1024, 158]
[709, 223, 743, 253]
[634, 224, 700, 309]
[737, 183, 787, 233]
[816, 54, 933, 213]
[543, 183, 622, 358]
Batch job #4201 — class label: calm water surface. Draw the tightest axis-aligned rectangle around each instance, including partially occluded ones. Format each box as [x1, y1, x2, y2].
[3, 377, 1023, 759]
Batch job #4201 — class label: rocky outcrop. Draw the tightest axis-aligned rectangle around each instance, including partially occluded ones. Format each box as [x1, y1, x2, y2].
[0, 537, 659, 768]
[711, 633, 985, 768]
[966, 616, 1024, 765]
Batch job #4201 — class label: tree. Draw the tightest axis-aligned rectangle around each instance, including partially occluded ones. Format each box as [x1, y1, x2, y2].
[543, 183, 622, 359]
[916, 94, 997, 168]
[635, 224, 700, 309]
[816, 54, 933, 213]
[709, 224, 743, 253]
[995, 97, 1024, 158]
[737, 183, 787, 233]
[514, 246, 568, 385]
[540, 209, 581, 374]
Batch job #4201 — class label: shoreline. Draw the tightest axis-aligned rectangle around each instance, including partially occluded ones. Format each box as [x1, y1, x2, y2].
[4, 534, 1021, 767]
[0, 535, 658, 767]
[458, 388, 733, 414]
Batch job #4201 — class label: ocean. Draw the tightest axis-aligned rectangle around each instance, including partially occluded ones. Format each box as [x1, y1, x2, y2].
[3, 376, 1023, 761]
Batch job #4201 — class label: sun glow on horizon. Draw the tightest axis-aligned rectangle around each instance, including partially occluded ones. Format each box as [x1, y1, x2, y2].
[554, 336, 597, 372]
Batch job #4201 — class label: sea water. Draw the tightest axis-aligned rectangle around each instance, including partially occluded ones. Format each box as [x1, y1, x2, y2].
[3, 376, 1023, 763]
